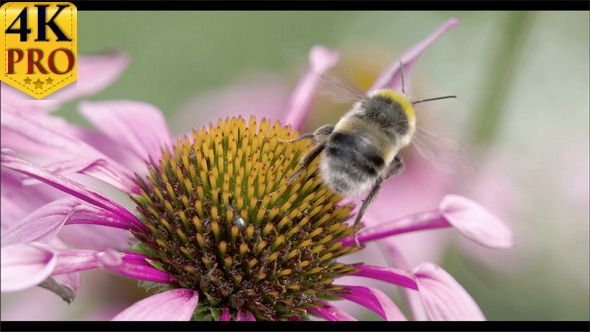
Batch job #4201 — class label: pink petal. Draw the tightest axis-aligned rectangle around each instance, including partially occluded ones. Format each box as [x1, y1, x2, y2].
[220, 307, 230, 321]
[336, 285, 407, 321]
[1, 150, 146, 233]
[111, 289, 199, 321]
[39, 238, 80, 303]
[79, 100, 173, 162]
[174, 74, 290, 135]
[39, 274, 78, 304]
[1, 110, 136, 192]
[25, 158, 137, 193]
[99, 251, 175, 285]
[309, 301, 357, 321]
[51, 249, 101, 275]
[414, 262, 485, 321]
[1, 198, 81, 247]
[351, 264, 418, 290]
[368, 18, 460, 94]
[1, 170, 57, 228]
[50, 249, 170, 284]
[281, 45, 340, 129]
[58, 224, 132, 251]
[340, 211, 448, 246]
[440, 195, 514, 248]
[378, 241, 429, 321]
[235, 309, 256, 321]
[0, 52, 129, 113]
[1, 243, 57, 292]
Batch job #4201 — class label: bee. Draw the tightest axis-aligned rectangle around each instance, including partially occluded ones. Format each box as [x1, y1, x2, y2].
[282, 65, 455, 236]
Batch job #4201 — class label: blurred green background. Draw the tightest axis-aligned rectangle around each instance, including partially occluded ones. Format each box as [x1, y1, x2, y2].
[6, 11, 589, 321]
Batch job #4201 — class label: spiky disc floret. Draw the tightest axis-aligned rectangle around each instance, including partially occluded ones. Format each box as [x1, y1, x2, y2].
[131, 116, 361, 321]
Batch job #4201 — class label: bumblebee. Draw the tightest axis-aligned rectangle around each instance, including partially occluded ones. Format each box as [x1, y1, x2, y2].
[283, 88, 455, 230]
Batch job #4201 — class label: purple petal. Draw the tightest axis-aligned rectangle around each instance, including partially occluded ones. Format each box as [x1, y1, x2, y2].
[220, 307, 230, 321]
[1, 150, 146, 233]
[79, 100, 173, 162]
[235, 309, 256, 321]
[1, 243, 56, 292]
[414, 262, 485, 321]
[1, 198, 80, 247]
[440, 195, 514, 248]
[309, 301, 357, 321]
[340, 210, 448, 246]
[111, 288, 199, 321]
[99, 251, 175, 285]
[350, 264, 418, 290]
[336, 285, 406, 321]
[281, 45, 339, 129]
[0, 52, 129, 113]
[368, 18, 460, 94]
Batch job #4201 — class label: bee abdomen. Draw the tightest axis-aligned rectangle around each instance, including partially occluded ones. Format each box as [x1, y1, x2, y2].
[321, 132, 384, 195]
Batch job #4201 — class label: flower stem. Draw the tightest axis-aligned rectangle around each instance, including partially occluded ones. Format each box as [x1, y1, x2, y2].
[468, 12, 535, 148]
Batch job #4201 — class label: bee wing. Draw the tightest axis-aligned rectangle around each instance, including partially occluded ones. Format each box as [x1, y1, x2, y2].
[316, 72, 366, 105]
[412, 127, 472, 173]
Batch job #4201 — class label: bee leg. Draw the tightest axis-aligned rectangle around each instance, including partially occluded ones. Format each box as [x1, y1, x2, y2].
[285, 125, 335, 185]
[352, 156, 404, 247]
[279, 124, 335, 143]
[286, 142, 326, 185]
[278, 133, 315, 143]
[385, 155, 405, 179]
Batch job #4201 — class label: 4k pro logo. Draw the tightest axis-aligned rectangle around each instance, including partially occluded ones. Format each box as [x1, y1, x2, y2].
[1, 2, 77, 99]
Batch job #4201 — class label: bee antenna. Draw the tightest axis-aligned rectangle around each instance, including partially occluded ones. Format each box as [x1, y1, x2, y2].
[412, 95, 457, 105]
[399, 60, 406, 95]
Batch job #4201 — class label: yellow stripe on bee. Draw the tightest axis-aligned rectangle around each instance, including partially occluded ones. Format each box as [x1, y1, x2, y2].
[371, 89, 416, 127]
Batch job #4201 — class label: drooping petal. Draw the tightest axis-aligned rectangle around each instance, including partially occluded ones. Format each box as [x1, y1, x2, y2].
[414, 262, 485, 321]
[38, 238, 80, 303]
[58, 224, 132, 251]
[111, 289, 199, 321]
[281, 45, 340, 129]
[1, 198, 80, 247]
[378, 240, 429, 321]
[440, 195, 514, 248]
[368, 18, 460, 94]
[1, 170, 60, 228]
[1, 110, 136, 192]
[50, 249, 101, 275]
[39, 274, 78, 304]
[235, 309, 256, 321]
[1, 243, 56, 292]
[0, 52, 129, 113]
[79, 100, 173, 162]
[1, 150, 146, 233]
[25, 158, 137, 193]
[350, 264, 418, 290]
[309, 301, 357, 321]
[340, 210, 448, 246]
[336, 285, 406, 321]
[97, 250, 175, 285]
